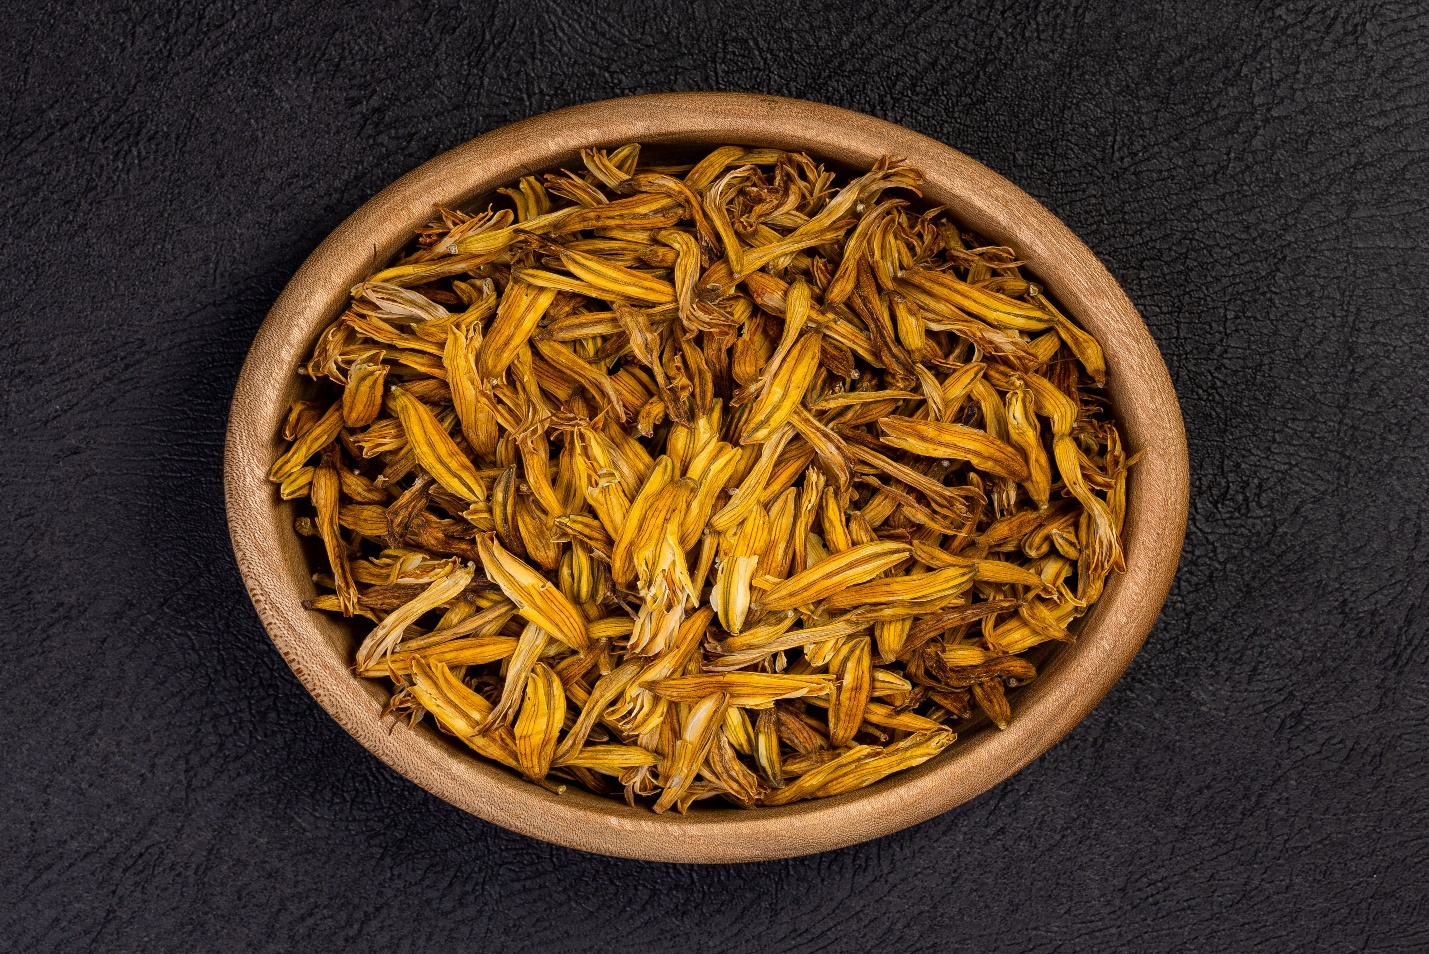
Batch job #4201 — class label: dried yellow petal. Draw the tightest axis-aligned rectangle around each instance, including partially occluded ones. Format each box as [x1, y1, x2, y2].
[476, 534, 589, 651]
[652, 691, 729, 813]
[827, 636, 873, 746]
[877, 416, 1031, 482]
[354, 561, 473, 673]
[341, 350, 388, 428]
[268, 401, 342, 483]
[311, 456, 357, 616]
[760, 542, 912, 612]
[822, 565, 976, 611]
[475, 280, 559, 382]
[387, 386, 488, 503]
[645, 673, 831, 707]
[409, 659, 521, 770]
[514, 662, 565, 779]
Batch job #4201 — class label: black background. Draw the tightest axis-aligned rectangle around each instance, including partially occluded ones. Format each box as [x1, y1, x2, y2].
[3, 2, 1427, 951]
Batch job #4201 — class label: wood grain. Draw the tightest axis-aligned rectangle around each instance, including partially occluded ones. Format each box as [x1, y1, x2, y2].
[224, 92, 1189, 863]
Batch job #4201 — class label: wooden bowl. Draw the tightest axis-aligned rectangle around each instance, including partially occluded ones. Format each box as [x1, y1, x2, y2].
[225, 92, 1189, 862]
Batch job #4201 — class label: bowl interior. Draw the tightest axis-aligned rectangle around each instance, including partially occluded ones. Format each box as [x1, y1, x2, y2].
[226, 92, 1188, 862]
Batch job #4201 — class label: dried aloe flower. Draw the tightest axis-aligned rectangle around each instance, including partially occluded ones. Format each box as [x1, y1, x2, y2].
[514, 662, 565, 779]
[272, 143, 1134, 811]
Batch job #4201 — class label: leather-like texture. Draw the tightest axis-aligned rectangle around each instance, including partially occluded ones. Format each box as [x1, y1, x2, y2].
[2, 1, 1425, 951]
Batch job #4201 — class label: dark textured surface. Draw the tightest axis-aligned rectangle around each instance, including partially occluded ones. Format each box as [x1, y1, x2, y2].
[2, 1, 1426, 950]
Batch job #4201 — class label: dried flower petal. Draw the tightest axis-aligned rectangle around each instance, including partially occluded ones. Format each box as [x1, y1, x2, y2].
[514, 662, 565, 779]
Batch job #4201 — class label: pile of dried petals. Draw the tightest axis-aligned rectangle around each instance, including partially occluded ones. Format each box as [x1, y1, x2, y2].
[269, 143, 1134, 812]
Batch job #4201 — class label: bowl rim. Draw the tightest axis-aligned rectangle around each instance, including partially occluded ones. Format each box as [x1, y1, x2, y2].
[224, 91, 1189, 863]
